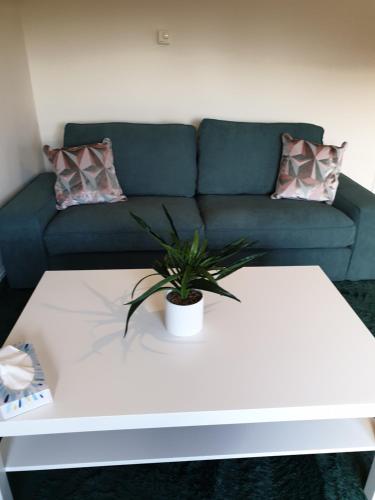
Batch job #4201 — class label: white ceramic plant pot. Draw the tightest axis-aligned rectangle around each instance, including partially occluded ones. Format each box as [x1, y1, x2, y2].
[165, 291, 204, 337]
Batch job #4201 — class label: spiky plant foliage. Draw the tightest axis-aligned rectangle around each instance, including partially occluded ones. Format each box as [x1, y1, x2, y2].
[124, 205, 263, 335]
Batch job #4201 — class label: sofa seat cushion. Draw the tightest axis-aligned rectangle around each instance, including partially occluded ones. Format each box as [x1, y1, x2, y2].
[197, 195, 356, 249]
[44, 197, 204, 255]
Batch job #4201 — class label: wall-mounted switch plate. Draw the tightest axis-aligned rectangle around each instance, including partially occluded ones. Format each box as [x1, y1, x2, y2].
[158, 30, 170, 45]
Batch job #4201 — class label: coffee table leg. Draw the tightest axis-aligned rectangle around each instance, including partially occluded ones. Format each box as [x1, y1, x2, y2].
[0, 453, 12, 500]
[365, 456, 375, 500]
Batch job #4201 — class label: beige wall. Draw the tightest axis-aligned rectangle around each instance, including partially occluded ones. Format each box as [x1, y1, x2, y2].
[21, 0, 375, 190]
[0, 0, 43, 278]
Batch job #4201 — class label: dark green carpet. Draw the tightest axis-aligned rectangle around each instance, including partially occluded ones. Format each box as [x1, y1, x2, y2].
[0, 280, 374, 500]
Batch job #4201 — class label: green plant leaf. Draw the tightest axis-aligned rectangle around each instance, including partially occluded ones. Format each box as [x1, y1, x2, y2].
[218, 239, 250, 256]
[153, 260, 169, 278]
[198, 238, 208, 257]
[189, 229, 200, 259]
[214, 253, 265, 280]
[124, 274, 178, 335]
[124, 286, 173, 336]
[189, 278, 240, 302]
[162, 204, 180, 241]
[125, 274, 178, 307]
[129, 211, 181, 255]
[130, 273, 160, 299]
[180, 264, 193, 300]
[153, 260, 181, 289]
[197, 269, 217, 283]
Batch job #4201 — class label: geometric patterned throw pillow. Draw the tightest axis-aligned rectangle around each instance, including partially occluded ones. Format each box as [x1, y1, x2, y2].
[271, 133, 347, 205]
[43, 138, 126, 210]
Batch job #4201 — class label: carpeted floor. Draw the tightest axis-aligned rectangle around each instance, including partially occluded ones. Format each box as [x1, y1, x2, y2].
[0, 280, 374, 500]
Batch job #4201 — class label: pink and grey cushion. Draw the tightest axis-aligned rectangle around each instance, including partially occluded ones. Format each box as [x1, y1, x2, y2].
[43, 138, 126, 210]
[271, 133, 347, 205]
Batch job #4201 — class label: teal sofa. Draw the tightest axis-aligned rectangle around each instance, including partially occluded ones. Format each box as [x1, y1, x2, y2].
[1, 119, 374, 288]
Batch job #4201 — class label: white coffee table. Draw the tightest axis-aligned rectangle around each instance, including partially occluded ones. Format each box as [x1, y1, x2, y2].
[0, 266, 374, 500]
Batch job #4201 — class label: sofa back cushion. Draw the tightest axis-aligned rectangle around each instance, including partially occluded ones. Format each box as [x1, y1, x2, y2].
[198, 119, 324, 195]
[64, 122, 197, 196]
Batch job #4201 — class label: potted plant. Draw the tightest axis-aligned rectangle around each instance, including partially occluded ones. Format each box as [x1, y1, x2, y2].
[124, 205, 262, 337]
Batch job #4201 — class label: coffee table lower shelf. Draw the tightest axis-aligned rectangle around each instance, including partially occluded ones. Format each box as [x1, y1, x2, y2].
[1, 418, 374, 473]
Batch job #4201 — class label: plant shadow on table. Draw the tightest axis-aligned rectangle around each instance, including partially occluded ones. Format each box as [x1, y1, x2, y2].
[42, 281, 219, 363]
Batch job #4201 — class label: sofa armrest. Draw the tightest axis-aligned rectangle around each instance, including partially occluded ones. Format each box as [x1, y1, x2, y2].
[0, 172, 57, 287]
[333, 174, 375, 280]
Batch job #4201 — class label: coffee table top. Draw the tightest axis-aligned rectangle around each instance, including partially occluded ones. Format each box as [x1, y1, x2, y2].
[1, 266, 374, 436]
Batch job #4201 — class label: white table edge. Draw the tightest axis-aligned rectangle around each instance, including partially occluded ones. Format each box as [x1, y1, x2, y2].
[0, 404, 374, 437]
